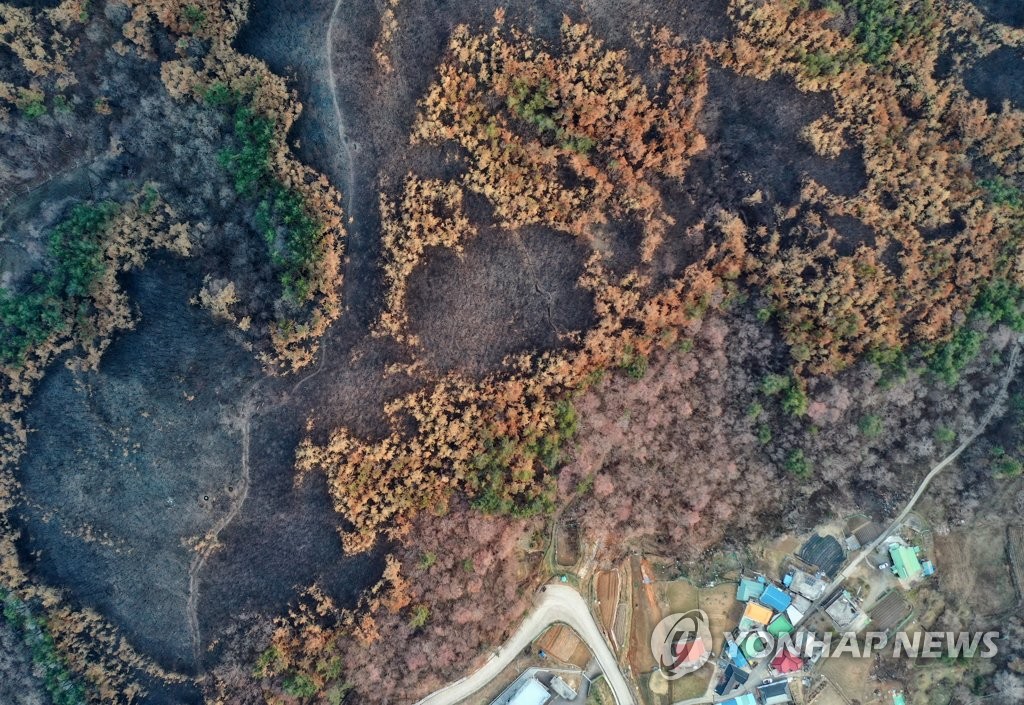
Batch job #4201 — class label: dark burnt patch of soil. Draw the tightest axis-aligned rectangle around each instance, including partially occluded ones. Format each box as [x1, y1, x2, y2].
[684, 67, 866, 225]
[13, 258, 384, 684]
[3, 0, 62, 7]
[404, 227, 595, 375]
[580, 0, 732, 46]
[826, 214, 876, 256]
[234, 0, 340, 192]
[197, 401, 385, 663]
[14, 259, 256, 674]
[968, 0, 1024, 28]
[964, 46, 1024, 112]
[921, 211, 966, 242]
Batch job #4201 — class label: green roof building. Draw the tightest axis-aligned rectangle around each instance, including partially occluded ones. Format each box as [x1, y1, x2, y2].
[736, 577, 765, 602]
[767, 613, 794, 637]
[889, 544, 923, 582]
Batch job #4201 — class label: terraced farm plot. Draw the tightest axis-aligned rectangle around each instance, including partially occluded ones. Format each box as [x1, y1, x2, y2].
[868, 590, 913, 635]
[595, 569, 621, 639]
[536, 624, 591, 668]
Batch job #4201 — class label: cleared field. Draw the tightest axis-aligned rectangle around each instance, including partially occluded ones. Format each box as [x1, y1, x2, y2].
[669, 662, 713, 701]
[660, 579, 698, 614]
[820, 654, 875, 703]
[934, 524, 1017, 616]
[595, 570, 620, 639]
[554, 520, 581, 568]
[807, 681, 849, 705]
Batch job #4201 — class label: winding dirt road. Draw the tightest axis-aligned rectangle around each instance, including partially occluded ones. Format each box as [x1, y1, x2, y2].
[414, 584, 635, 705]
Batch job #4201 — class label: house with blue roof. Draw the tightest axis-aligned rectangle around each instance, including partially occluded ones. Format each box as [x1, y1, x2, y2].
[715, 664, 749, 697]
[759, 584, 792, 612]
[725, 640, 749, 669]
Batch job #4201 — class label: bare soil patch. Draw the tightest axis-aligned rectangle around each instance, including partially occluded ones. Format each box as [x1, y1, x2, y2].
[594, 569, 620, 637]
[535, 624, 591, 668]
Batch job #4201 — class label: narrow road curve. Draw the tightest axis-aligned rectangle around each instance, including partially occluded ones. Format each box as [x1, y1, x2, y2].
[185, 397, 256, 668]
[840, 334, 1023, 582]
[414, 584, 635, 705]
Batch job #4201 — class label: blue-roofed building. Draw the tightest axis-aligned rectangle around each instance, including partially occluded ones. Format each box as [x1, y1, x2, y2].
[715, 664, 749, 697]
[922, 560, 936, 577]
[736, 577, 766, 602]
[721, 694, 756, 705]
[782, 572, 794, 587]
[726, 640, 749, 669]
[758, 680, 793, 705]
[759, 585, 792, 612]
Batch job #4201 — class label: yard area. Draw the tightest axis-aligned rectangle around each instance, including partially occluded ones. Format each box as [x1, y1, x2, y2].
[698, 582, 741, 654]
[933, 522, 1017, 616]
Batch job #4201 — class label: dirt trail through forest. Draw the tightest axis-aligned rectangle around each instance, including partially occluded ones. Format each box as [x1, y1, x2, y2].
[185, 396, 257, 667]
[327, 0, 356, 221]
[185, 5, 360, 662]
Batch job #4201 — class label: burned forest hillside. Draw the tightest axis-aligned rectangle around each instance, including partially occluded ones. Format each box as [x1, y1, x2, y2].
[2, 0, 1024, 704]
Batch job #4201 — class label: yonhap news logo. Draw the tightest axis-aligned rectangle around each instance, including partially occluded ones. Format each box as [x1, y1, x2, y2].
[651, 610, 713, 679]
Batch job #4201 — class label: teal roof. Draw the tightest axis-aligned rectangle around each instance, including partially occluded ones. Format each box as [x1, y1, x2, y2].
[722, 695, 757, 705]
[893, 693, 907, 705]
[890, 545, 923, 581]
[737, 578, 765, 602]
